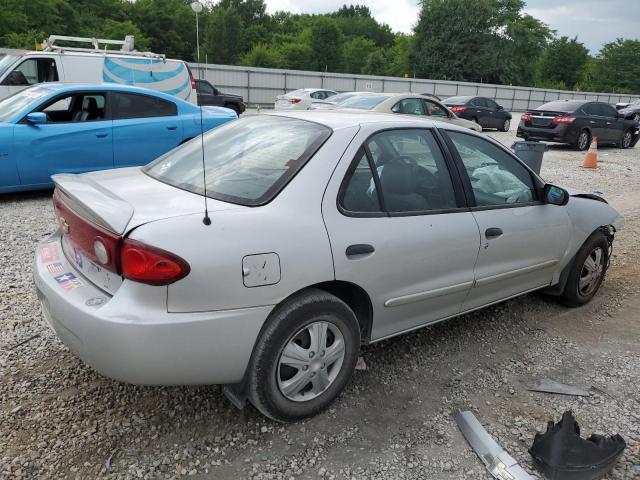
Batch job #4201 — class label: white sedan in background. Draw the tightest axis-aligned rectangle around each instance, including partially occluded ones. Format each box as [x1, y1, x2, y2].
[274, 88, 337, 110]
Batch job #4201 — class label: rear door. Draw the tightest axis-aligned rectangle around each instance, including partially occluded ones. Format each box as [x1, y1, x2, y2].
[322, 126, 481, 340]
[13, 91, 113, 186]
[485, 98, 504, 128]
[111, 91, 182, 167]
[582, 103, 608, 140]
[469, 98, 490, 127]
[598, 103, 625, 143]
[443, 130, 571, 310]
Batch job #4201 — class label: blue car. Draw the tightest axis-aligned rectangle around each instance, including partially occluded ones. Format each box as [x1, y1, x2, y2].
[0, 83, 237, 193]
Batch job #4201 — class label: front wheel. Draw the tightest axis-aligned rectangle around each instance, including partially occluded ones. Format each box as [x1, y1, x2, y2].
[500, 119, 511, 132]
[620, 129, 633, 149]
[633, 113, 640, 123]
[560, 231, 610, 307]
[247, 289, 360, 422]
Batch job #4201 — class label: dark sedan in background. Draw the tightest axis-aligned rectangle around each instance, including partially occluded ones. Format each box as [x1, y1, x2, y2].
[195, 79, 246, 115]
[517, 100, 639, 150]
[442, 95, 512, 131]
[615, 99, 640, 123]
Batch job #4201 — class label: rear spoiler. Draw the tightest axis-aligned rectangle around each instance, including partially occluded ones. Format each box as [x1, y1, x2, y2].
[52, 173, 134, 234]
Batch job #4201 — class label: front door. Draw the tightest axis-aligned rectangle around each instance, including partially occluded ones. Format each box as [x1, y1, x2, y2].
[322, 127, 481, 340]
[111, 91, 182, 167]
[196, 80, 222, 106]
[0, 57, 60, 98]
[13, 91, 113, 187]
[444, 130, 571, 310]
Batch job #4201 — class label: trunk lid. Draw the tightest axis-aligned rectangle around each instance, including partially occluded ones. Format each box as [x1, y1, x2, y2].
[51, 168, 244, 294]
[525, 110, 569, 128]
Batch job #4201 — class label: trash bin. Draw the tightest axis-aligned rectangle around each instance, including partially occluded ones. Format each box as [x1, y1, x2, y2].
[511, 141, 548, 175]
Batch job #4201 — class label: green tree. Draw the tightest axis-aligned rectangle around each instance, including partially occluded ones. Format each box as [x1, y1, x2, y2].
[310, 17, 343, 72]
[204, 7, 244, 64]
[590, 39, 640, 94]
[277, 42, 314, 70]
[341, 36, 376, 73]
[538, 36, 589, 89]
[239, 43, 281, 68]
[362, 49, 388, 75]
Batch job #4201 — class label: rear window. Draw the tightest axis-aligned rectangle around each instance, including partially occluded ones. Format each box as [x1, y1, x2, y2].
[443, 96, 471, 105]
[112, 92, 177, 119]
[537, 101, 584, 112]
[144, 115, 331, 206]
[339, 95, 389, 110]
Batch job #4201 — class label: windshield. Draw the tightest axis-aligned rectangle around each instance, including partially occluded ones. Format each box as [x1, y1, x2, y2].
[144, 115, 332, 206]
[338, 95, 389, 110]
[0, 54, 18, 78]
[0, 86, 52, 123]
[325, 92, 357, 104]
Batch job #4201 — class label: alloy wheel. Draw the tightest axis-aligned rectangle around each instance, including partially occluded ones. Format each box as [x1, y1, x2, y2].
[633, 113, 640, 123]
[579, 247, 604, 297]
[622, 131, 632, 148]
[578, 131, 589, 150]
[277, 321, 345, 402]
[503, 119, 510, 131]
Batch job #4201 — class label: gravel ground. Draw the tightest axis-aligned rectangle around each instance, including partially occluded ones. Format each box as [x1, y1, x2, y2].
[1, 117, 639, 479]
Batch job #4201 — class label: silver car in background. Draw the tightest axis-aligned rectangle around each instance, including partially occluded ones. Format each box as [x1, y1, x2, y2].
[34, 111, 623, 422]
[334, 92, 483, 131]
[274, 88, 337, 110]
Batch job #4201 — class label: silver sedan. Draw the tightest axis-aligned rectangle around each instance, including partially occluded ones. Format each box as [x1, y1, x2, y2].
[34, 111, 623, 421]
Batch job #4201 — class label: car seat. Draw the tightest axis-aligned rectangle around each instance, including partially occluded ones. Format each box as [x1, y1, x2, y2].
[379, 157, 429, 211]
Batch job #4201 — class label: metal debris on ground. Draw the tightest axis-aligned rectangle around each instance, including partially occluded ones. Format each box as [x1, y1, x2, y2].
[526, 378, 589, 397]
[454, 410, 534, 480]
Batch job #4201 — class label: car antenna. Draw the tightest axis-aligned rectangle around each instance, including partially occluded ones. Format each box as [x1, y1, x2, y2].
[199, 103, 211, 226]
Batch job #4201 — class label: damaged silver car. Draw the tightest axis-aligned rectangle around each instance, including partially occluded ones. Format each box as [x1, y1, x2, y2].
[34, 111, 623, 421]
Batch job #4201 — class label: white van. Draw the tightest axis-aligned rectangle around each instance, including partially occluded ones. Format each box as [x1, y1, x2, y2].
[0, 35, 197, 104]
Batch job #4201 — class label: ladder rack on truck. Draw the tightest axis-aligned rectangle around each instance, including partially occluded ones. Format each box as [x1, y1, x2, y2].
[41, 35, 166, 60]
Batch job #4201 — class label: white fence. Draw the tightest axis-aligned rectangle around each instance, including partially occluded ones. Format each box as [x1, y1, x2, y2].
[191, 63, 640, 111]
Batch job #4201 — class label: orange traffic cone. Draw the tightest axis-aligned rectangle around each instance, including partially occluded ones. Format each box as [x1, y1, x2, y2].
[581, 136, 598, 168]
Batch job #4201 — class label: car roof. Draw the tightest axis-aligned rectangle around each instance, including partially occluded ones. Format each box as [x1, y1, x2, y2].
[443, 96, 474, 103]
[266, 109, 466, 132]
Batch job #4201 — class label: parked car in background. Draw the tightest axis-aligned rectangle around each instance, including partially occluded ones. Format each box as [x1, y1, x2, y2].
[0, 35, 197, 104]
[615, 99, 640, 123]
[0, 83, 236, 193]
[34, 111, 622, 422]
[335, 93, 481, 132]
[420, 92, 441, 101]
[309, 91, 372, 110]
[195, 79, 245, 115]
[442, 96, 512, 131]
[274, 88, 337, 110]
[517, 100, 639, 151]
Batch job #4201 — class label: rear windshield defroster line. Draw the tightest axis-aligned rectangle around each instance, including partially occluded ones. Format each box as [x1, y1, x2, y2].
[144, 115, 332, 206]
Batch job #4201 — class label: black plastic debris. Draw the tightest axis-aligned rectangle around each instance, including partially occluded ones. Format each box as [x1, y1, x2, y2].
[529, 411, 626, 480]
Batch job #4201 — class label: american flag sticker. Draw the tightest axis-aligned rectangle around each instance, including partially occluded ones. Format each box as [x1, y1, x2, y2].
[40, 243, 59, 263]
[54, 272, 84, 291]
[46, 262, 65, 274]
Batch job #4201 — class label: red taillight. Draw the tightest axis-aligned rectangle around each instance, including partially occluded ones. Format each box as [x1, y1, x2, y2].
[53, 190, 122, 273]
[449, 105, 466, 113]
[188, 68, 196, 89]
[121, 239, 190, 286]
[552, 115, 576, 124]
[521, 113, 532, 122]
[289, 98, 302, 104]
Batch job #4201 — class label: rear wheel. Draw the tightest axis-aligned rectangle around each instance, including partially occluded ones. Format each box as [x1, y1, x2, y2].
[247, 289, 360, 422]
[560, 231, 609, 307]
[471, 117, 482, 130]
[633, 113, 640, 123]
[500, 119, 510, 132]
[575, 129, 591, 151]
[620, 129, 633, 149]
[225, 103, 240, 116]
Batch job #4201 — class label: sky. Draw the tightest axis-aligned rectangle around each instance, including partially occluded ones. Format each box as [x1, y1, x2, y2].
[262, 0, 640, 54]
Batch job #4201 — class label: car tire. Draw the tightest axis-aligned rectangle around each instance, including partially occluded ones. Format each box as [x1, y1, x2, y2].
[633, 113, 640, 123]
[247, 288, 360, 422]
[559, 231, 609, 307]
[619, 129, 634, 149]
[500, 119, 510, 132]
[225, 103, 241, 116]
[575, 129, 591, 151]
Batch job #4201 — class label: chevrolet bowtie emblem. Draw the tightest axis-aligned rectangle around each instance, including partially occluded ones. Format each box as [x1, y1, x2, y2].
[59, 217, 70, 234]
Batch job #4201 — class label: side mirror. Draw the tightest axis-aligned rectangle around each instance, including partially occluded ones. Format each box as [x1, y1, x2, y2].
[26, 112, 47, 125]
[497, 105, 504, 111]
[543, 184, 569, 206]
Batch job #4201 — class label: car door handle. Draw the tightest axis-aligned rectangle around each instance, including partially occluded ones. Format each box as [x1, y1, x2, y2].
[167, 125, 178, 130]
[346, 244, 375, 257]
[95, 132, 108, 138]
[485, 228, 503, 239]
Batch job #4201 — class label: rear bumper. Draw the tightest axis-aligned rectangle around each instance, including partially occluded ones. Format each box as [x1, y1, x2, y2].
[517, 123, 576, 144]
[33, 232, 272, 385]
